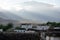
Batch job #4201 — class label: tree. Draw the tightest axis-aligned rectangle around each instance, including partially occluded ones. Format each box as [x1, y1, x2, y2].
[47, 22, 60, 29]
[47, 22, 56, 26]
[7, 23, 13, 28]
[55, 23, 60, 27]
[0, 23, 13, 31]
[46, 22, 52, 26]
[0, 24, 3, 29]
[15, 27, 26, 30]
[3, 23, 13, 31]
[15, 27, 21, 29]
[51, 22, 56, 26]
[47, 22, 56, 29]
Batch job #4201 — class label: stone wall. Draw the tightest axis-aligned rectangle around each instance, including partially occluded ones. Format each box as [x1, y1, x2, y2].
[0, 32, 40, 40]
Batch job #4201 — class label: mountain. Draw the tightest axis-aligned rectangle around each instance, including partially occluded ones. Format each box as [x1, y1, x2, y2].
[0, 10, 41, 24]
[0, 18, 19, 26]
[0, 1, 60, 24]
[16, 1, 60, 22]
[17, 10, 60, 22]
[0, 10, 23, 20]
[0, 10, 24, 25]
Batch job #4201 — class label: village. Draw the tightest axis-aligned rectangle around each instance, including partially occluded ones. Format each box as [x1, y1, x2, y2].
[0, 22, 60, 40]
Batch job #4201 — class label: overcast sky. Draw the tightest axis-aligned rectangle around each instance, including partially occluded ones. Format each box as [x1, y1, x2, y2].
[0, 0, 60, 22]
[0, 0, 60, 11]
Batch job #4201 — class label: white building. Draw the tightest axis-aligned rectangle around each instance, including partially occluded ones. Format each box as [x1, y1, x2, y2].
[14, 28, 26, 32]
[21, 23, 32, 30]
[14, 30, 25, 32]
[21, 23, 50, 30]
[14, 29, 36, 33]
[46, 27, 60, 40]
[0, 29, 3, 32]
[46, 36, 60, 40]
[32, 25, 50, 30]
[25, 31, 36, 33]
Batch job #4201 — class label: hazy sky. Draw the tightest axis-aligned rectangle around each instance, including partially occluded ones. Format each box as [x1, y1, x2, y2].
[0, 0, 60, 22]
[0, 0, 60, 11]
[0, 0, 59, 5]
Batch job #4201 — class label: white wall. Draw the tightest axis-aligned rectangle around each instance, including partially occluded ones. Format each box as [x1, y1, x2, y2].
[46, 36, 60, 40]
[41, 32, 46, 40]
[21, 24, 49, 30]
[14, 30, 25, 32]
[0, 29, 3, 32]
[34, 26, 49, 30]
[21, 25, 32, 30]
[25, 31, 35, 33]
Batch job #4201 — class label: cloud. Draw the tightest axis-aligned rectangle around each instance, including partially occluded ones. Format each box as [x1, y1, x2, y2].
[16, 1, 60, 22]
[0, 0, 26, 10]
[0, 1, 60, 22]
[0, 0, 59, 11]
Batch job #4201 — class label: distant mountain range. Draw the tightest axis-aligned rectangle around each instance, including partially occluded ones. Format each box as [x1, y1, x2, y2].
[0, 10, 23, 20]
[17, 10, 60, 22]
[0, 10, 24, 25]
[16, 1, 60, 22]
[0, 10, 41, 24]
[0, 1, 60, 24]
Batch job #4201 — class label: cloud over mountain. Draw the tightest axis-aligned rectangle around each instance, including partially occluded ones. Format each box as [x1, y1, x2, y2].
[0, 1, 60, 23]
[15, 1, 60, 22]
[0, 10, 23, 20]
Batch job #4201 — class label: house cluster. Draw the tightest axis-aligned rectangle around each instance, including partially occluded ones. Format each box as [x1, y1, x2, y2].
[13, 23, 60, 40]
[13, 23, 50, 33]
[0, 23, 49, 32]
[0, 23, 60, 40]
